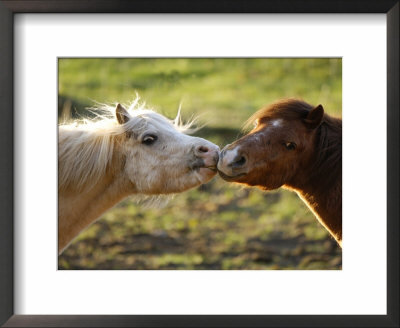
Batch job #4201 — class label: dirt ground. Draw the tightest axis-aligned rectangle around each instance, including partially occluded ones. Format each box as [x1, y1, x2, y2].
[59, 181, 342, 270]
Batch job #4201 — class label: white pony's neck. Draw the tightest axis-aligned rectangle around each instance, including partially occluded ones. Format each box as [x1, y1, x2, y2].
[58, 125, 131, 253]
[58, 166, 132, 254]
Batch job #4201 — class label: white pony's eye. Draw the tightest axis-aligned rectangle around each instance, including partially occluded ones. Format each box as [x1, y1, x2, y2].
[142, 134, 158, 146]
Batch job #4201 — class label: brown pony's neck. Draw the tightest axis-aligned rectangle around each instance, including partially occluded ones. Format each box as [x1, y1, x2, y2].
[286, 115, 342, 245]
[288, 181, 342, 246]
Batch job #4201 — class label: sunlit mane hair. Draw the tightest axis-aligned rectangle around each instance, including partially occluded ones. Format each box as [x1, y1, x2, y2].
[58, 97, 193, 192]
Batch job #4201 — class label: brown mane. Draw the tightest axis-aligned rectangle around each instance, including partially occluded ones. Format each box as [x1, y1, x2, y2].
[311, 113, 342, 193]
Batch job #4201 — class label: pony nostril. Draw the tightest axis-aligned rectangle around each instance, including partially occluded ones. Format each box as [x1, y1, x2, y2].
[235, 156, 246, 166]
[229, 155, 246, 168]
[196, 145, 209, 154]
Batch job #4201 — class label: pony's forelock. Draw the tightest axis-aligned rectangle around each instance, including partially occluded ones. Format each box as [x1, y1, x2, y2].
[242, 98, 312, 131]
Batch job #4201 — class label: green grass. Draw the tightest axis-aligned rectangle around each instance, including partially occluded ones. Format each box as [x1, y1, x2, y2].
[58, 58, 342, 270]
[58, 58, 341, 129]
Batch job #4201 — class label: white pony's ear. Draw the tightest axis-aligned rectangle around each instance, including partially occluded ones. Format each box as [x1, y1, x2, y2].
[116, 103, 130, 124]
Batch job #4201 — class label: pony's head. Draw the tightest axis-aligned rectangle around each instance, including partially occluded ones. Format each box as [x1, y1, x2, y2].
[114, 102, 219, 194]
[58, 99, 220, 195]
[217, 99, 324, 190]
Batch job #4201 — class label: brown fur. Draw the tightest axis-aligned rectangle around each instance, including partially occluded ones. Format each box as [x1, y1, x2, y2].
[218, 99, 342, 246]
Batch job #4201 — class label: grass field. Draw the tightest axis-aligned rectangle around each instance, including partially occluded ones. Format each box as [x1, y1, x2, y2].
[58, 58, 342, 270]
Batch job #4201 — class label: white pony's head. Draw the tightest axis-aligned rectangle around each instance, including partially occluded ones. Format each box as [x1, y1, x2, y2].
[59, 98, 220, 195]
[113, 102, 220, 194]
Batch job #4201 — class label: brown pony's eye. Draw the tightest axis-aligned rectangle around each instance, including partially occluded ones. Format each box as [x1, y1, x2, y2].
[142, 134, 158, 146]
[285, 142, 296, 150]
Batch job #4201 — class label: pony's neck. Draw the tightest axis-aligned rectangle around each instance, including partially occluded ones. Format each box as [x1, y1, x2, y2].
[286, 119, 342, 246]
[58, 148, 132, 254]
[289, 180, 342, 246]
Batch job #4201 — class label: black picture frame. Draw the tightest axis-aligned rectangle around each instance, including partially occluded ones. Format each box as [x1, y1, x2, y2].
[0, 1, 398, 327]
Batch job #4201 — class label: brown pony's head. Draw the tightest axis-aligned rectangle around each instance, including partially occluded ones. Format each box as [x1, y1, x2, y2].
[217, 99, 324, 190]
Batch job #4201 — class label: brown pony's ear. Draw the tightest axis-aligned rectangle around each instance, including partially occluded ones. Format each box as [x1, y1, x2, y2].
[304, 104, 324, 129]
[116, 103, 130, 124]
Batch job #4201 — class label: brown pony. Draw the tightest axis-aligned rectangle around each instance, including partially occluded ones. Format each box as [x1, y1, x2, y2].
[217, 99, 342, 246]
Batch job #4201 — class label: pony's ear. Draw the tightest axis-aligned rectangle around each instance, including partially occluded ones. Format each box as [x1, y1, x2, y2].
[116, 103, 130, 124]
[304, 104, 324, 129]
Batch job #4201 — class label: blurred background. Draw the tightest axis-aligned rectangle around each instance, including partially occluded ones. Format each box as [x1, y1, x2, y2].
[58, 58, 342, 270]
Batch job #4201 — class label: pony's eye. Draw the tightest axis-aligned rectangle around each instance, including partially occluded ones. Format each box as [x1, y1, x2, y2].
[285, 142, 296, 150]
[142, 134, 158, 146]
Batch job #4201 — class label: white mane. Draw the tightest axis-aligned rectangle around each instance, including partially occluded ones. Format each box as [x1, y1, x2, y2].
[58, 98, 193, 192]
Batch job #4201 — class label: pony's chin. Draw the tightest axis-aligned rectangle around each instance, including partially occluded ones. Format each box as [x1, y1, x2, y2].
[197, 167, 217, 182]
[217, 170, 247, 182]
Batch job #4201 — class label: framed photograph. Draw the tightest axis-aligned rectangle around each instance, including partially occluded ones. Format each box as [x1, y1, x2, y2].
[1, 1, 398, 327]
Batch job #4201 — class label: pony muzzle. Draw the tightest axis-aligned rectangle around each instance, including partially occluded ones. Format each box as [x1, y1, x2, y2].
[193, 143, 220, 171]
[217, 146, 248, 179]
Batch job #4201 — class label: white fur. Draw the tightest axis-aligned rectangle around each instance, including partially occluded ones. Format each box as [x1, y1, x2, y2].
[271, 119, 283, 127]
[218, 147, 239, 170]
[59, 99, 205, 194]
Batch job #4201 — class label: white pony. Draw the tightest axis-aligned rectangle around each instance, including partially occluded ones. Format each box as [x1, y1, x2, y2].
[58, 99, 219, 253]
